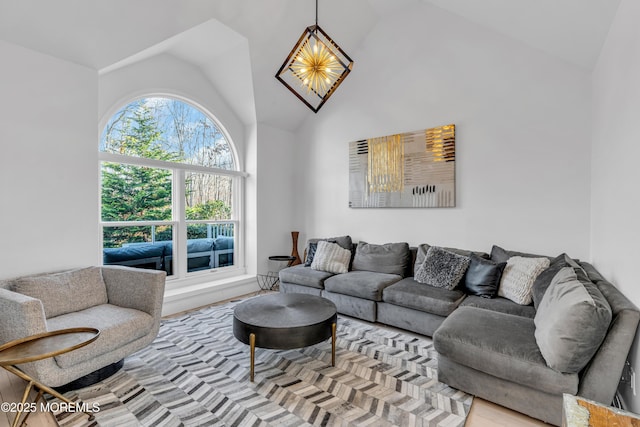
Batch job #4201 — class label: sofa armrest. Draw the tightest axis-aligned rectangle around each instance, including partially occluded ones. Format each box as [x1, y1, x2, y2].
[0, 288, 48, 345]
[101, 266, 166, 318]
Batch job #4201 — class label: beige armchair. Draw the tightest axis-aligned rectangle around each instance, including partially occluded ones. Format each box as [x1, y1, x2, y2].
[0, 265, 166, 388]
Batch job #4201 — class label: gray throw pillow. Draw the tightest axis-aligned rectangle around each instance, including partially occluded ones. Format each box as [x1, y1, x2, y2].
[415, 246, 470, 290]
[531, 253, 580, 309]
[534, 266, 612, 373]
[414, 243, 489, 276]
[14, 267, 108, 318]
[352, 241, 410, 276]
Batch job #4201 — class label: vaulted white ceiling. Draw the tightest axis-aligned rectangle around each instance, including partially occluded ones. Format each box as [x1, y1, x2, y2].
[0, 0, 621, 131]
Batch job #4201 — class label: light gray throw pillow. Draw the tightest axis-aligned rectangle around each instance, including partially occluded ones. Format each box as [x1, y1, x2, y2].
[498, 256, 550, 305]
[534, 266, 612, 373]
[14, 267, 108, 318]
[414, 246, 470, 290]
[311, 241, 351, 274]
[352, 241, 410, 277]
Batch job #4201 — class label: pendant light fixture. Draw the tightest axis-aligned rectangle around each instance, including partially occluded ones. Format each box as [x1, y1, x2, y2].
[275, 0, 354, 113]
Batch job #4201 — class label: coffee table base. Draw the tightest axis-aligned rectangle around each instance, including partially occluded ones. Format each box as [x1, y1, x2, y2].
[3, 365, 95, 427]
[248, 322, 336, 382]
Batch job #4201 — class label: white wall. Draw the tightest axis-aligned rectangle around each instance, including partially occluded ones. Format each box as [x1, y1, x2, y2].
[293, 2, 592, 258]
[0, 40, 99, 279]
[255, 123, 300, 275]
[591, 0, 640, 411]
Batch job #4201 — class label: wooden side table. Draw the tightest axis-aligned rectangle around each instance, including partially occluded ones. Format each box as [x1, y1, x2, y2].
[0, 328, 100, 427]
[563, 393, 640, 426]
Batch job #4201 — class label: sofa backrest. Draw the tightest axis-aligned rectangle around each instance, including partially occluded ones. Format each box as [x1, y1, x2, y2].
[578, 262, 640, 405]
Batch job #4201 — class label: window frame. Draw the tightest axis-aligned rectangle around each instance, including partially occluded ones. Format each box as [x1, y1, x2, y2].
[99, 96, 247, 286]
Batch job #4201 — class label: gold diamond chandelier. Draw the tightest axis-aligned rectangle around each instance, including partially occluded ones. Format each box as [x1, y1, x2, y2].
[275, 0, 354, 113]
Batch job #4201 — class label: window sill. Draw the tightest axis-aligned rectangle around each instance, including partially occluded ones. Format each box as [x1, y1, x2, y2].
[162, 273, 258, 316]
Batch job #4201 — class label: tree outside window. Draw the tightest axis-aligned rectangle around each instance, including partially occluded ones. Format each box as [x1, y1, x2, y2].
[100, 97, 240, 277]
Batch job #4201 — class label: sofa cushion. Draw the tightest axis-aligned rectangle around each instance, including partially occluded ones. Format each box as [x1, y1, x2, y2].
[434, 306, 578, 395]
[535, 267, 612, 374]
[324, 271, 401, 301]
[47, 304, 153, 368]
[460, 295, 536, 318]
[279, 265, 334, 290]
[463, 254, 506, 298]
[13, 267, 108, 318]
[415, 246, 470, 290]
[498, 256, 550, 305]
[531, 253, 580, 310]
[382, 277, 466, 317]
[311, 241, 351, 274]
[490, 245, 552, 263]
[414, 244, 489, 276]
[352, 242, 410, 277]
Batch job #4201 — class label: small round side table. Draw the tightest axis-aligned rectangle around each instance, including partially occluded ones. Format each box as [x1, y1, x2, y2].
[0, 327, 100, 427]
[257, 255, 297, 292]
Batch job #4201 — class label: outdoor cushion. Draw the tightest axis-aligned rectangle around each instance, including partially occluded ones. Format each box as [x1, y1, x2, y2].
[278, 265, 334, 289]
[324, 271, 402, 301]
[103, 244, 165, 263]
[352, 242, 410, 276]
[13, 267, 108, 318]
[48, 303, 153, 368]
[382, 277, 466, 317]
[460, 295, 536, 318]
[213, 236, 234, 250]
[535, 266, 612, 373]
[434, 306, 578, 396]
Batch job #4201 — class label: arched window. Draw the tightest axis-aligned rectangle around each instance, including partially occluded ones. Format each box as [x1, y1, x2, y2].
[99, 97, 243, 280]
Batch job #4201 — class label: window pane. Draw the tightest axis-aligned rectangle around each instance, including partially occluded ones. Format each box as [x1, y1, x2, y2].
[186, 223, 235, 272]
[101, 162, 172, 221]
[185, 173, 232, 220]
[102, 225, 173, 275]
[100, 98, 235, 170]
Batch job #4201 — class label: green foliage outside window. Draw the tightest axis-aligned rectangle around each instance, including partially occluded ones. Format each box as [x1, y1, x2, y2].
[101, 99, 232, 248]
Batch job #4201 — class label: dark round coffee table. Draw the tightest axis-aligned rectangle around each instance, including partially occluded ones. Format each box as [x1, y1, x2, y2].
[233, 293, 337, 382]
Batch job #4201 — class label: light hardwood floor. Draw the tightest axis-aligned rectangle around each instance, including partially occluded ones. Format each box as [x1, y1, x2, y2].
[0, 293, 548, 427]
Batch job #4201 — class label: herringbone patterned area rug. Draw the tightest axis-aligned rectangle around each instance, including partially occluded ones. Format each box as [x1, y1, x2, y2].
[51, 298, 472, 426]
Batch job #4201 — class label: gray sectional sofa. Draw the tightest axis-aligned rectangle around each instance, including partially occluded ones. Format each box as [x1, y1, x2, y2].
[278, 236, 640, 426]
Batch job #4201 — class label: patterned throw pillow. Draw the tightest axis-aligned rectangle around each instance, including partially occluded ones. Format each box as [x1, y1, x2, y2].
[498, 256, 551, 305]
[415, 246, 470, 290]
[311, 241, 351, 274]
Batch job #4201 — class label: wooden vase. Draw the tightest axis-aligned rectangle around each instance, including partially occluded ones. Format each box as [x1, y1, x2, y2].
[290, 231, 302, 266]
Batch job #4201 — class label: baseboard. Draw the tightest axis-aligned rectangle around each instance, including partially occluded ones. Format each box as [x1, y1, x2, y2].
[162, 274, 258, 316]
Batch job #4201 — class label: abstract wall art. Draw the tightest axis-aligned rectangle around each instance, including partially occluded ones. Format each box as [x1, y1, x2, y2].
[349, 124, 455, 208]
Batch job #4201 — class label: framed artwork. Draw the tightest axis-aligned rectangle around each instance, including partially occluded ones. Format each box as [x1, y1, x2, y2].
[349, 124, 455, 208]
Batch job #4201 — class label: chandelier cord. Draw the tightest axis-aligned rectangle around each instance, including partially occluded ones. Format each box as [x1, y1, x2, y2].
[315, 0, 318, 27]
